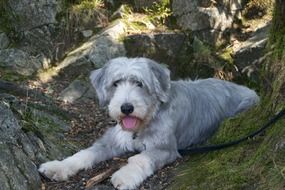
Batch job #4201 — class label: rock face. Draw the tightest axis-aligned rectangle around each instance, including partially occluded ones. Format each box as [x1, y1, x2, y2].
[233, 21, 270, 83]
[172, 0, 242, 44]
[0, 49, 41, 76]
[53, 20, 127, 73]
[5, 0, 60, 32]
[58, 79, 90, 103]
[124, 32, 217, 78]
[0, 100, 41, 190]
[0, 94, 79, 190]
[3, 0, 62, 61]
[124, 32, 190, 77]
[124, 32, 186, 63]
[54, 20, 127, 102]
[0, 0, 109, 75]
[234, 23, 270, 69]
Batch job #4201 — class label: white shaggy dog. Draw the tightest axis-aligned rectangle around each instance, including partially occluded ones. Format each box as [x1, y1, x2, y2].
[39, 57, 259, 189]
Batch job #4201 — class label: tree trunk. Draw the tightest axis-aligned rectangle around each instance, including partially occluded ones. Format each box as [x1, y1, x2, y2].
[269, 0, 285, 59]
[265, 0, 285, 106]
[272, 0, 285, 32]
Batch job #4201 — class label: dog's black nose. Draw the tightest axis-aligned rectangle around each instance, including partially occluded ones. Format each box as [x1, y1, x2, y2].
[121, 103, 134, 115]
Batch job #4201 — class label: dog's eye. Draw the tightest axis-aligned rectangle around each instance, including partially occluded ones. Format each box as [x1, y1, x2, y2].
[113, 80, 120, 87]
[136, 81, 143, 88]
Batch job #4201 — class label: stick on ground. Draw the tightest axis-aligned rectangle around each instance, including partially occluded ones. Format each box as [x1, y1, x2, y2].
[85, 162, 127, 189]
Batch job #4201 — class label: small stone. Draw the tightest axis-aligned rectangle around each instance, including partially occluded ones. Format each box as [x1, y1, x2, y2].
[58, 79, 89, 103]
[0, 48, 41, 76]
[81, 30, 93, 38]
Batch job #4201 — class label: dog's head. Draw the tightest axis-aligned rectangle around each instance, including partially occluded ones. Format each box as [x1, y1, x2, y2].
[90, 57, 170, 132]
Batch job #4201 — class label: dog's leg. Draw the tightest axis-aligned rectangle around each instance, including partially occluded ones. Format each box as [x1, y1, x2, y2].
[111, 149, 179, 189]
[38, 127, 124, 181]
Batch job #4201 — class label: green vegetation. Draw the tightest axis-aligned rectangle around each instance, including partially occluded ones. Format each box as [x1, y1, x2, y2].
[0, 0, 8, 30]
[143, 0, 172, 26]
[21, 106, 77, 159]
[0, 69, 31, 82]
[118, 0, 172, 33]
[71, 0, 104, 11]
[10, 101, 79, 160]
[218, 47, 234, 65]
[269, 4, 285, 59]
[0, 0, 14, 34]
[118, 5, 154, 33]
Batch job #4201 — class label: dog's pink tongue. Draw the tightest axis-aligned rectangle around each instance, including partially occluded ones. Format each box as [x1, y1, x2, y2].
[122, 116, 137, 129]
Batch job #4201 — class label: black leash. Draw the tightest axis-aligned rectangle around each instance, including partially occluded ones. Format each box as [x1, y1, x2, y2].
[178, 108, 285, 156]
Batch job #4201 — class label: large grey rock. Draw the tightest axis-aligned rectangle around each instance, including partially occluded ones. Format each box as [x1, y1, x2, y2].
[0, 49, 41, 76]
[233, 22, 270, 76]
[0, 94, 80, 189]
[58, 79, 89, 103]
[172, 0, 242, 44]
[124, 32, 187, 65]
[0, 33, 10, 49]
[0, 100, 41, 190]
[124, 32, 220, 79]
[2, 0, 61, 59]
[54, 20, 127, 74]
[2, 0, 63, 62]
[5, 0, 60, 31]
[2, 0, 109, 68]
[55, 21, 128, 102]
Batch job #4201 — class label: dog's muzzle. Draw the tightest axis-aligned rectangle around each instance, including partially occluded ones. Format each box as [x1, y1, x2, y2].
[120, 103, 142, 131]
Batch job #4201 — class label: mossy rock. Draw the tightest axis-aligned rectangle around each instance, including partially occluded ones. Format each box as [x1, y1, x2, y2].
[0, 92, 83, 190]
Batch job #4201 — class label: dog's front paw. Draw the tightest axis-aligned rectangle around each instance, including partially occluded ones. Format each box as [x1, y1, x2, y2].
[38, 160, 74, 181]
[111, 163, 150, 190]
[111, 166, 138, 190]
[111, 154, 154, 189]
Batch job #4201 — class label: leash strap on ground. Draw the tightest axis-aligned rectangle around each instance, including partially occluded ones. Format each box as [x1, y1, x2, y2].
[178, 108, 285, 156]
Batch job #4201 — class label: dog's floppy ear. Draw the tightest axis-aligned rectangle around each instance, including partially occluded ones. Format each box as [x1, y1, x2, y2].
[148, 60, 171, 103]
[90, 67, 108, 107]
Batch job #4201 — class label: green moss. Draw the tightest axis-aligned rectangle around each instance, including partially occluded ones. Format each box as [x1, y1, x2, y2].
[0, 69, 33, 82]
[192, 37, 212, 57]
[268, 0, 285, 59]
[269, 28, 285, 59]
[218, 47, 234, 65]
[143, 0, 172, 26]
[0, 0, 14, 34]
[11, 104, 80, 160]
[171, 102, 285, 189]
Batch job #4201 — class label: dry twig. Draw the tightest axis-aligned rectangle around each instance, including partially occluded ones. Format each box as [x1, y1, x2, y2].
[85, 161, 127, 189]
